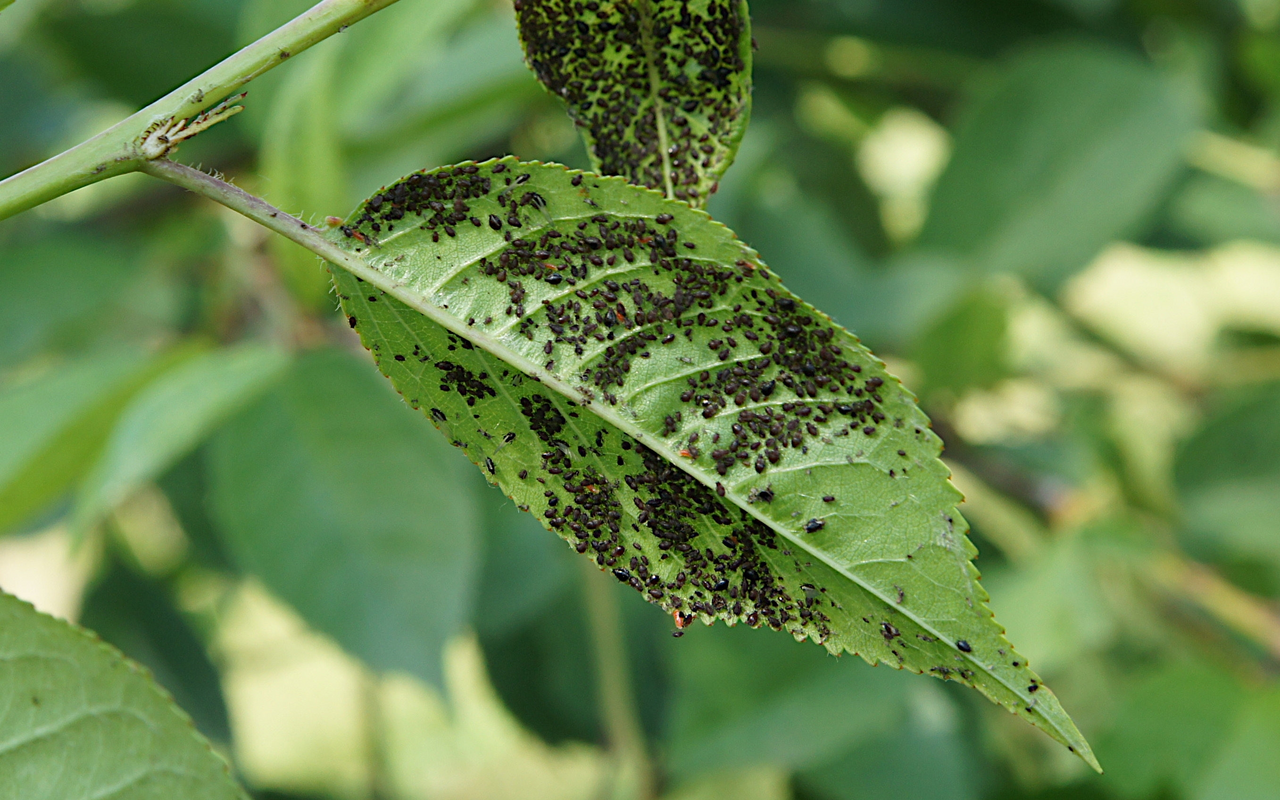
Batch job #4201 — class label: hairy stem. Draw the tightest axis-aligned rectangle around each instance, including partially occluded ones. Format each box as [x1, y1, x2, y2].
[580, 561, 656, 800]
[0, 0, 401, 220]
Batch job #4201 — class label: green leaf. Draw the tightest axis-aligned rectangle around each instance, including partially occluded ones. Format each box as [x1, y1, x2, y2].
[73, 343, 290, 536]
[1097, 660, 1245, 799]
[1175, 384, 1280, 571]
[666, 619, 907, 776]
[516, 0, 752, 206]
[0, 590, 247, 799]
[327, 157, 1098, 767]
[79, 557, 232, 744]
[0, 236, 136, 368]
[207, 348, 480, 687]
[919, 41, 1199, 290]
[1195, 688, 1280, 800]
[473, 473, 576, 638]
[0, 350, 153, 534]
[911, 289, 1010, 398]
[799, 686, 978, 800]
[1169, 174, 1280, 247]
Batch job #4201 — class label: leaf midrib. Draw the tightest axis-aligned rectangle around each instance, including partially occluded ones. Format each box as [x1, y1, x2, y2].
[327, 234, 1084, 755]
[636, 0, 675, 199]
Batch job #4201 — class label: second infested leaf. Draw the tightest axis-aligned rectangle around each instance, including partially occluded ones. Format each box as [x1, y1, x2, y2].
[516, 0, 752, 206]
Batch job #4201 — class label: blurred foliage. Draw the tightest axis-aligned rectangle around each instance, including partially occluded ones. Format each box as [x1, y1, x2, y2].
[3, 0, 1280, 798]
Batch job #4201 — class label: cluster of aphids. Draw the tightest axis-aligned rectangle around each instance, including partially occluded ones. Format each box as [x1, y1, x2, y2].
[339, 158, 936, 648]
[516, 0, 749, 200]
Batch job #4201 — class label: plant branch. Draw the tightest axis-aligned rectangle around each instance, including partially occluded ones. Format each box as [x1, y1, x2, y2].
[1145, 552, 1280, 662]
[0, 0, 401, 220]
[580, 561, 656, 800]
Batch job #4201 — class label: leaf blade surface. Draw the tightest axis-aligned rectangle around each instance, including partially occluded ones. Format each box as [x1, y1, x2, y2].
[516, 0, 752, 205]
[0, 591, 246, 799]
[327, 157, 1097, 767]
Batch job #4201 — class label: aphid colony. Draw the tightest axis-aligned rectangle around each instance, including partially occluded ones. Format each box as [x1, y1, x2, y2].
[336, 158, 993, 676]
[516, 0, 749, 202]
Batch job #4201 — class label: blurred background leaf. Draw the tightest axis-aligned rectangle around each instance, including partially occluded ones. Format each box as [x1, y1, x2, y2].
[208, 348, 480, 689]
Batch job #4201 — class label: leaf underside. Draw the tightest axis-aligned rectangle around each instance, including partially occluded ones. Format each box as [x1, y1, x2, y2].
[327, 157, 1097, 769]
[516, 0, 752, 206]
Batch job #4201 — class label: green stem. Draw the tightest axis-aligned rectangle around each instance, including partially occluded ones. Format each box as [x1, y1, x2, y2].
[0, 0, 401, 220]
[580, 560, 656, 800]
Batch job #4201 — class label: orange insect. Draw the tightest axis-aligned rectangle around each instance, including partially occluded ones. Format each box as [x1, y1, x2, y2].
[671, 610, 695, 637]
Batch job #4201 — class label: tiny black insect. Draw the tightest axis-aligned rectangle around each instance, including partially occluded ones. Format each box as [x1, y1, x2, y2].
[956, 640, 972, 653]
[804, 518, 825, 533]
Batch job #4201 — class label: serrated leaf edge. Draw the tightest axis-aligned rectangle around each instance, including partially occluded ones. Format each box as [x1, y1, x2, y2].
[0, 591, 249, 796]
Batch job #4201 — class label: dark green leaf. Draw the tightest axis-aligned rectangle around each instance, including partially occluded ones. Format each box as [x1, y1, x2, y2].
[912, 290, 1010, 398]
[1169, 174, 1280, 247]
[42, 1, 242, 108]
[207, 348, 480, 687]
[799, 689, 978, 800]
[480, 589, 603, 744]
[1175, 384, 1280, 571]
[474, 474, 576, 638]
[481, 569, 669, 746]
[666, 619, 907, 775]
[919, 42, 1199, 290]
[0, 236, 136, 368]
[79, 557, 232, 743]
[328, 157, 1097, 766]
[0, 591, 247, 799]
[516, 0, 752, 205]
[1194, 688, 1280, 800]
[157, 450, 236, 573]
[0, 350, 155, 534]
[73, 343, 289, 535]
[1097, 660, 1245, 799]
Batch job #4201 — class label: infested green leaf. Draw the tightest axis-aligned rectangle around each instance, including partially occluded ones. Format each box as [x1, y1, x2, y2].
[326, 157, 1097, 768]
[0, 591, 247, 799]
[516, 0, 752, 206]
